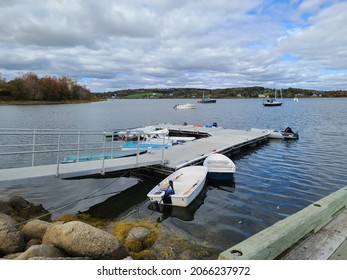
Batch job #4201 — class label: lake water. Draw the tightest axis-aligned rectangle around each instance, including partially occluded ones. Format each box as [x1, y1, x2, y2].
[1, 98, 346, 259]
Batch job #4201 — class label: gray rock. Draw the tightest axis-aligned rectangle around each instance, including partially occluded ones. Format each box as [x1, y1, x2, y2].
[1, 252, 22, 259]
[25, 239, 42, 250]
[15, 244, 67, 260]
[7, 196, 29, 209]
[22, 219, 51, 241]
[42, 221, 129, 260]
[0, 213, 25, 256]
[126, 226, 150, 241]
[0, 200, 13, 215]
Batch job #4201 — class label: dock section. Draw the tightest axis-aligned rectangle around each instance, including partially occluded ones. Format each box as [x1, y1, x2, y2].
[0, 125, 269, 181]
[218, 186, 347, 260]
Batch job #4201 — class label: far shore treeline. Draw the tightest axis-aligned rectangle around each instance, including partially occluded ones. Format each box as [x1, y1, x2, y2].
[1, 72, 347, 103]
[102, 87, 347, 99]
[0, 72, 97, 103]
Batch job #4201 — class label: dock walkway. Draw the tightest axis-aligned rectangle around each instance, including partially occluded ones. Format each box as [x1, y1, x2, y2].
[219, 186, 347, 260]
[0, 125, 269, 181]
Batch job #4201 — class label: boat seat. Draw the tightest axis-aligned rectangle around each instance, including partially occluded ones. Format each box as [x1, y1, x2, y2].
[160, 173, 184, 189]
[206, 160, 230, 165]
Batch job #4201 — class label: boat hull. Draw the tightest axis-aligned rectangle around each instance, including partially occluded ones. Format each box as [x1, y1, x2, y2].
[174, 103, 196, 109]
[198, 99, 216, 103]
[203, 153, 236, 180]
[251, 128, 299, 140]
[147, 166, 208, 207]
[207, 171, 234, 180]
[121, 141, 172, 150]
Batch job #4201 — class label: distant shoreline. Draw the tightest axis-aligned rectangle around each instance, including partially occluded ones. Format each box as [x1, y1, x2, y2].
[0, 99, 104, 106]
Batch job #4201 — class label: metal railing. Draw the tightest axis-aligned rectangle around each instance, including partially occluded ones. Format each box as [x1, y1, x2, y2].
[0, 128, 167, 176]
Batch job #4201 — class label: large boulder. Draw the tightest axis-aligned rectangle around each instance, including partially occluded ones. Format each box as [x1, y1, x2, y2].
[0, 213, 25, 256]
[22, 219, 51, 241]
[15, 244, 67, 260]
[42, 221, 129, 259]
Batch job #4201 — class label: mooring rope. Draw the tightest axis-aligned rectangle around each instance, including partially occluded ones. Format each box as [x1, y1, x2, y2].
[0, 170, 132, 232]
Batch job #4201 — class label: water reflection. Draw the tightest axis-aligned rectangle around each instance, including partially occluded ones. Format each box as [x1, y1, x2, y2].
[84, 177, 155, 219]
[207, 178, 236, 193]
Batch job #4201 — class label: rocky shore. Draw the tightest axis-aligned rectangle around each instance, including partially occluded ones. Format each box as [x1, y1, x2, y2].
[1, 195, 214, 260]
[0, 196, 158, 260]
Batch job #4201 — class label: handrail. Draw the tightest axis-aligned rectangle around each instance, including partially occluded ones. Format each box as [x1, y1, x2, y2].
[0, 128, 167, 177]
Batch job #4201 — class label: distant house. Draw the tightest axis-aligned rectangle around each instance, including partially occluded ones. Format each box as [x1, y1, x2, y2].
[258, 94, 265, 98]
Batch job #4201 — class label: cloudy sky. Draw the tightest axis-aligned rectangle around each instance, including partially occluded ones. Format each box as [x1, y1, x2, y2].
[1, 0, 346, 92]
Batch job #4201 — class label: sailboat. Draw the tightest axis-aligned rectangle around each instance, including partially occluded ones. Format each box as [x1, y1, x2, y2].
[263, 89, 283, 106]
[263, 69, 283, 107]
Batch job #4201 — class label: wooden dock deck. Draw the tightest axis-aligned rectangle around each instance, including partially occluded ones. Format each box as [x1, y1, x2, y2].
[0, 125, 269, 181]
[218, 186, 347, 260]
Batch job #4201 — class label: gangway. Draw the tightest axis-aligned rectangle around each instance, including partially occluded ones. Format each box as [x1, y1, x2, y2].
[0, 128, 165, 180]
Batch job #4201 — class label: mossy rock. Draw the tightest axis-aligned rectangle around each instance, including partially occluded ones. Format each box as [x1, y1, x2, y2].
[55, 213, 110, 229]
[113, 220, 159, 255]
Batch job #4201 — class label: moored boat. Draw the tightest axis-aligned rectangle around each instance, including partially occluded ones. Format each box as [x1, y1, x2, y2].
[203, 153, 236, 180]
[263, 96, 282, 106]
[198, 93, 216, 103]
[147, 166, 208, 207]
[173, 103, 196, 109]
[251, 127, 299, 140]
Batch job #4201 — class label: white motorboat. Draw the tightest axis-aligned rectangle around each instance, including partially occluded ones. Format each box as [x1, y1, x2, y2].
[147, 166, 208, 207]
[203, 153, 236, 180]
[251, 127, 299, 140]
[143, 128, 195, 144]
[173, 103, 196, 109]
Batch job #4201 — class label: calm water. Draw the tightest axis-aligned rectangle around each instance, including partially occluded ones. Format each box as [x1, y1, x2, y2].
[1, 98, 346, 259]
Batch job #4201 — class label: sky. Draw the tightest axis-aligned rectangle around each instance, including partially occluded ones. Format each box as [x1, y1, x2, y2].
[1, 0, 347, 92]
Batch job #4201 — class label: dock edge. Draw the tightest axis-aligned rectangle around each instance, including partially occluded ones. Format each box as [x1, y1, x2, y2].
[218, 186, 347, 260]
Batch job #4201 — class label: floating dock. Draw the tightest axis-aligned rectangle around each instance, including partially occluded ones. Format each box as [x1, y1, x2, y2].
[0, 124, 269, 181]
[218, 186, 347, 260]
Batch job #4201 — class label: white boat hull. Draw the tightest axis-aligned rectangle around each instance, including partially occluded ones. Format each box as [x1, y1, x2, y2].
[147, 166, 208, 207]
[251, 128, 299, 140]
[203, 153, 236, 180]
[174, 103, 196, 109]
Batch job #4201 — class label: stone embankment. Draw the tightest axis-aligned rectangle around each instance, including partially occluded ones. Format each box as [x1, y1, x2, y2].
[0, 196, 151, 260]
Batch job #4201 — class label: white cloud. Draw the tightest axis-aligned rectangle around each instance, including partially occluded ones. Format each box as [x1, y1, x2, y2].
[0, 0, 346, 91]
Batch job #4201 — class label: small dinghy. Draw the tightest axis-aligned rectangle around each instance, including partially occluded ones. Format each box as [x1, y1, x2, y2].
[203, 153, 236, 180]
[251, 127, 299, 140]
[147, 166, 208, 207]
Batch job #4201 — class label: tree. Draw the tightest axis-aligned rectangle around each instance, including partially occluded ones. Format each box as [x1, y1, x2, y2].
[22, 72, 43, 100]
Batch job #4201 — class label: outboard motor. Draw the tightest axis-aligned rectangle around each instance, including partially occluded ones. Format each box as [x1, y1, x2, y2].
[212, 122, 217, 127]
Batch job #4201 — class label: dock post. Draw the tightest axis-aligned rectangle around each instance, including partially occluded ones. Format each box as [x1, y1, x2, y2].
[161, 133, 165, 164]
[55, 133, 61, 177]
[77, 131, 81, 162]
[31, 129, 36, 166]
[101, 132, 106, 175]
[136, 132, 140, 165]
